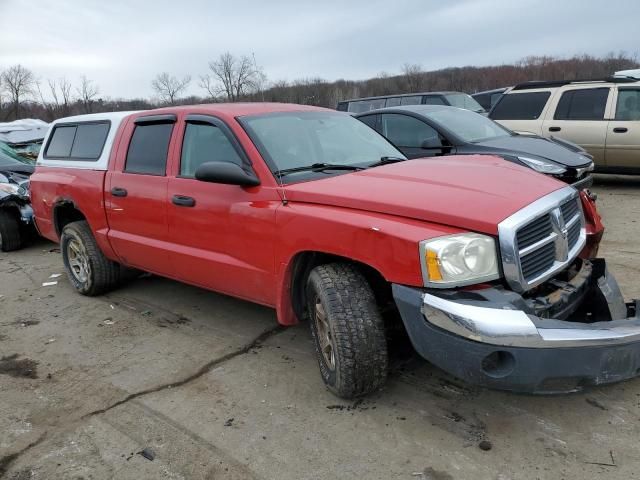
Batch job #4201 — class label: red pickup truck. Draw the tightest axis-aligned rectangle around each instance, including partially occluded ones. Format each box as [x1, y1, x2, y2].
[31, 104, 638, 398]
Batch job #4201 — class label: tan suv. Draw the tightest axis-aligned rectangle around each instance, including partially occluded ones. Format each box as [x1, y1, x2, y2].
[489, 70, 640, 173]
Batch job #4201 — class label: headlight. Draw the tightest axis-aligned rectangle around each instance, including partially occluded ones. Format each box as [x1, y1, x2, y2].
[517, 156, 567, 175]
[0, 183, 20, 195]
[420, 233, 500, 287]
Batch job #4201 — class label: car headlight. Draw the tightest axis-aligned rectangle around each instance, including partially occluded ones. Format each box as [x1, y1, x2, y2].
[0, 183, 20, 196]
[517, 156, 567, 175]
[420, 233, 500, 287]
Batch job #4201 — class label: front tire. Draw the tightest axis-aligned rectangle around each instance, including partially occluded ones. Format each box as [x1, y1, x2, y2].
[306, 263, 388, 398]
[61, 221, 122, 296]
[0, 209, 23, 252]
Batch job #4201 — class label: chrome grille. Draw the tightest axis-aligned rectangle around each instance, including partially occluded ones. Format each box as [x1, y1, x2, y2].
[498, 187, 587, 292]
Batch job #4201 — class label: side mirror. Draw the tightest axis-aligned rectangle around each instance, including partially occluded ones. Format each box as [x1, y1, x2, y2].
[195, 162, 260, 187]
[420, 137, 443, 149]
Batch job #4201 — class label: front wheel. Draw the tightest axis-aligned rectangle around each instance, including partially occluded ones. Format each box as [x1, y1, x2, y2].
[61, 221, 122, 296]
[306, 263, 388, 398]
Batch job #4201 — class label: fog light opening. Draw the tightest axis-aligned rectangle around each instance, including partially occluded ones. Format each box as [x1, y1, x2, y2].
[481, 351, 515, 378]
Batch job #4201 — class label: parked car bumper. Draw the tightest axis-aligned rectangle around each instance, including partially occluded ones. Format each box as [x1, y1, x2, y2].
[392, 259, 640, 394]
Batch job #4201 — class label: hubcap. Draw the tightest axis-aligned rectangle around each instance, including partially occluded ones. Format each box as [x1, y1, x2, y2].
[314, 297, 335, 370]
[67, 238, 90, 283]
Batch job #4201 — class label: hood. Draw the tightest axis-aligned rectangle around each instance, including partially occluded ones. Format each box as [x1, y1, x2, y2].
[477, 136, 592, 167]
[284, 155, 565, 235]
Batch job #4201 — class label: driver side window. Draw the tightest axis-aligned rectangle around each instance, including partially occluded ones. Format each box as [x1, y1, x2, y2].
[380, 114, 438, 148]
[180, 122, 242, 177]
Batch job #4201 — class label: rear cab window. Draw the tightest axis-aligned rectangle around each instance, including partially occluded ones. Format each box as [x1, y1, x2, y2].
[45, 122, 110, 160]
[490, 92, 551, 120]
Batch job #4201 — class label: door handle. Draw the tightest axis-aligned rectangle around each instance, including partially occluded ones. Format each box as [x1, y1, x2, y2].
[172, 195, 196, 207]
[111, 187, 128, 197]
[548, 126, 561, 132]
[613, 127, 628, 133]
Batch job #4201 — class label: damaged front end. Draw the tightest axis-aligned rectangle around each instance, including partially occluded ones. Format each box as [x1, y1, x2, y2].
[0, 170, 35, 250]
[393, 258, 640, 394]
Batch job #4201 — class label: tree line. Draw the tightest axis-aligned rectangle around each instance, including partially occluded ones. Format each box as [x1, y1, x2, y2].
[0, 52, 637, 122]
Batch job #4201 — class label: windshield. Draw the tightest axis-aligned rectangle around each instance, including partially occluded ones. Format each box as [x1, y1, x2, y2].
[427, 107, 512, 143]
[0, 142, 30, 165]
[443, 93, 486, 113]
[240, 111, 404, 177]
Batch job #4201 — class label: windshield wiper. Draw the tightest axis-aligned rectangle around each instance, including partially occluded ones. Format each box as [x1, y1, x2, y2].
[275, 163, 365, 178]
[366, 156, 407, 168]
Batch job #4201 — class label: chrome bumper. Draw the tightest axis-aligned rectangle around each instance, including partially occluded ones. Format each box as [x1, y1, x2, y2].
[423, 294, 640, 349]
[422, 263, 638, 349]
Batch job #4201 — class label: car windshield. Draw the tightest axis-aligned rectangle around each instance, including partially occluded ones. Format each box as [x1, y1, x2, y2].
[443, 93, 486, 113]
[427, 107, 513, 143]
[240, 111, 404, 176]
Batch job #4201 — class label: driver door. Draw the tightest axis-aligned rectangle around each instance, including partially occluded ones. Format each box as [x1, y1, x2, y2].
[379, 113, 446, 159]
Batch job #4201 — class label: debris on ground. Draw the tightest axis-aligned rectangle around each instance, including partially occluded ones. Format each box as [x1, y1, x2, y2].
[137, 447, 155, 461]
[49, 273, 62, 279]
[585, 397, 608, 410]
[478, 440, 493, 451]
[42, 281, 58, 287]
[224, 418, 234, 427]
[103, 318, 115, 326]
[0, 354, 38, 378]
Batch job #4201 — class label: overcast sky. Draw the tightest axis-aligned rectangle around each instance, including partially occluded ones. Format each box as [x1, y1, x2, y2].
[1, 0, 638, 100]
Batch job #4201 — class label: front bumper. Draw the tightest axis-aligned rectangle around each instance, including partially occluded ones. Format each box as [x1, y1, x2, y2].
[393, 260, 640, 393]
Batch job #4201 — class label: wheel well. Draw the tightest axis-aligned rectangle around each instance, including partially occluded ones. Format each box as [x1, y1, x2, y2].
[289, 252, 393, 322]
[53, 202, 86, 237]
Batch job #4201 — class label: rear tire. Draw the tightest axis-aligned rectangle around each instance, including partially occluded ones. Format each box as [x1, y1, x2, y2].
[0, 209, 23, 252]
[306, 263, 388, 398]
[61, 220, 122, 296]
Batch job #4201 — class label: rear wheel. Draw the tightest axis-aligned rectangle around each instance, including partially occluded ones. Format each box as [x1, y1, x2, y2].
[0, 209, 23, 252]
[306, 263, 388, 398]
[61, 221, 122, 295]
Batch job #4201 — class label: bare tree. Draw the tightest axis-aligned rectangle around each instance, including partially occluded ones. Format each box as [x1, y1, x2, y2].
[151, 72, 191, 105]
[200, 52, 265, 101]
[1, 64, 35, 119]
[401, 63, 424, 91]
[77, 76, 100, 113]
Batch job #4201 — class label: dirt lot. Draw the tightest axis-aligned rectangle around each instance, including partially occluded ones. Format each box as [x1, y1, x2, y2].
[2, 175, 640, 480]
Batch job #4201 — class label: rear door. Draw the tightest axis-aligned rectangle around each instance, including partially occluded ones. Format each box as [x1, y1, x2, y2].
[605, 87, 640, 170]
[379, 113, 444, 158]
[542, 87, 612, 167]
[105, 114, 176, 275]
[166, 114, 279, 305]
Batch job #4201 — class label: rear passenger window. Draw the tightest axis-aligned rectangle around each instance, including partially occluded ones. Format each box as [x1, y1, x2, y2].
[554, 88, 609, 121]
[125, 123, 174, 175]
[385, 97, 402, 107]
[490, 92, 551, 120]
[424, 96, 447, 106]
[46, 126, 76, 157]
[45, 122, 110, 160]
[400, 96, 422, 106]
[347, 99, 386, 113]
[180, 123, 242, 177]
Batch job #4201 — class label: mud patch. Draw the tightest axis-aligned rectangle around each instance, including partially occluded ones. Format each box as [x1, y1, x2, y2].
[13, 318, 40, 327]
[0, 334, 7, 341]
[420, 467, 454, 480]
[0, 354, 38, 379]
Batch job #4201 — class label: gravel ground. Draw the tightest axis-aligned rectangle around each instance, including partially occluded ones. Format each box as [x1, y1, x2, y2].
[1, 175, 640, 480]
